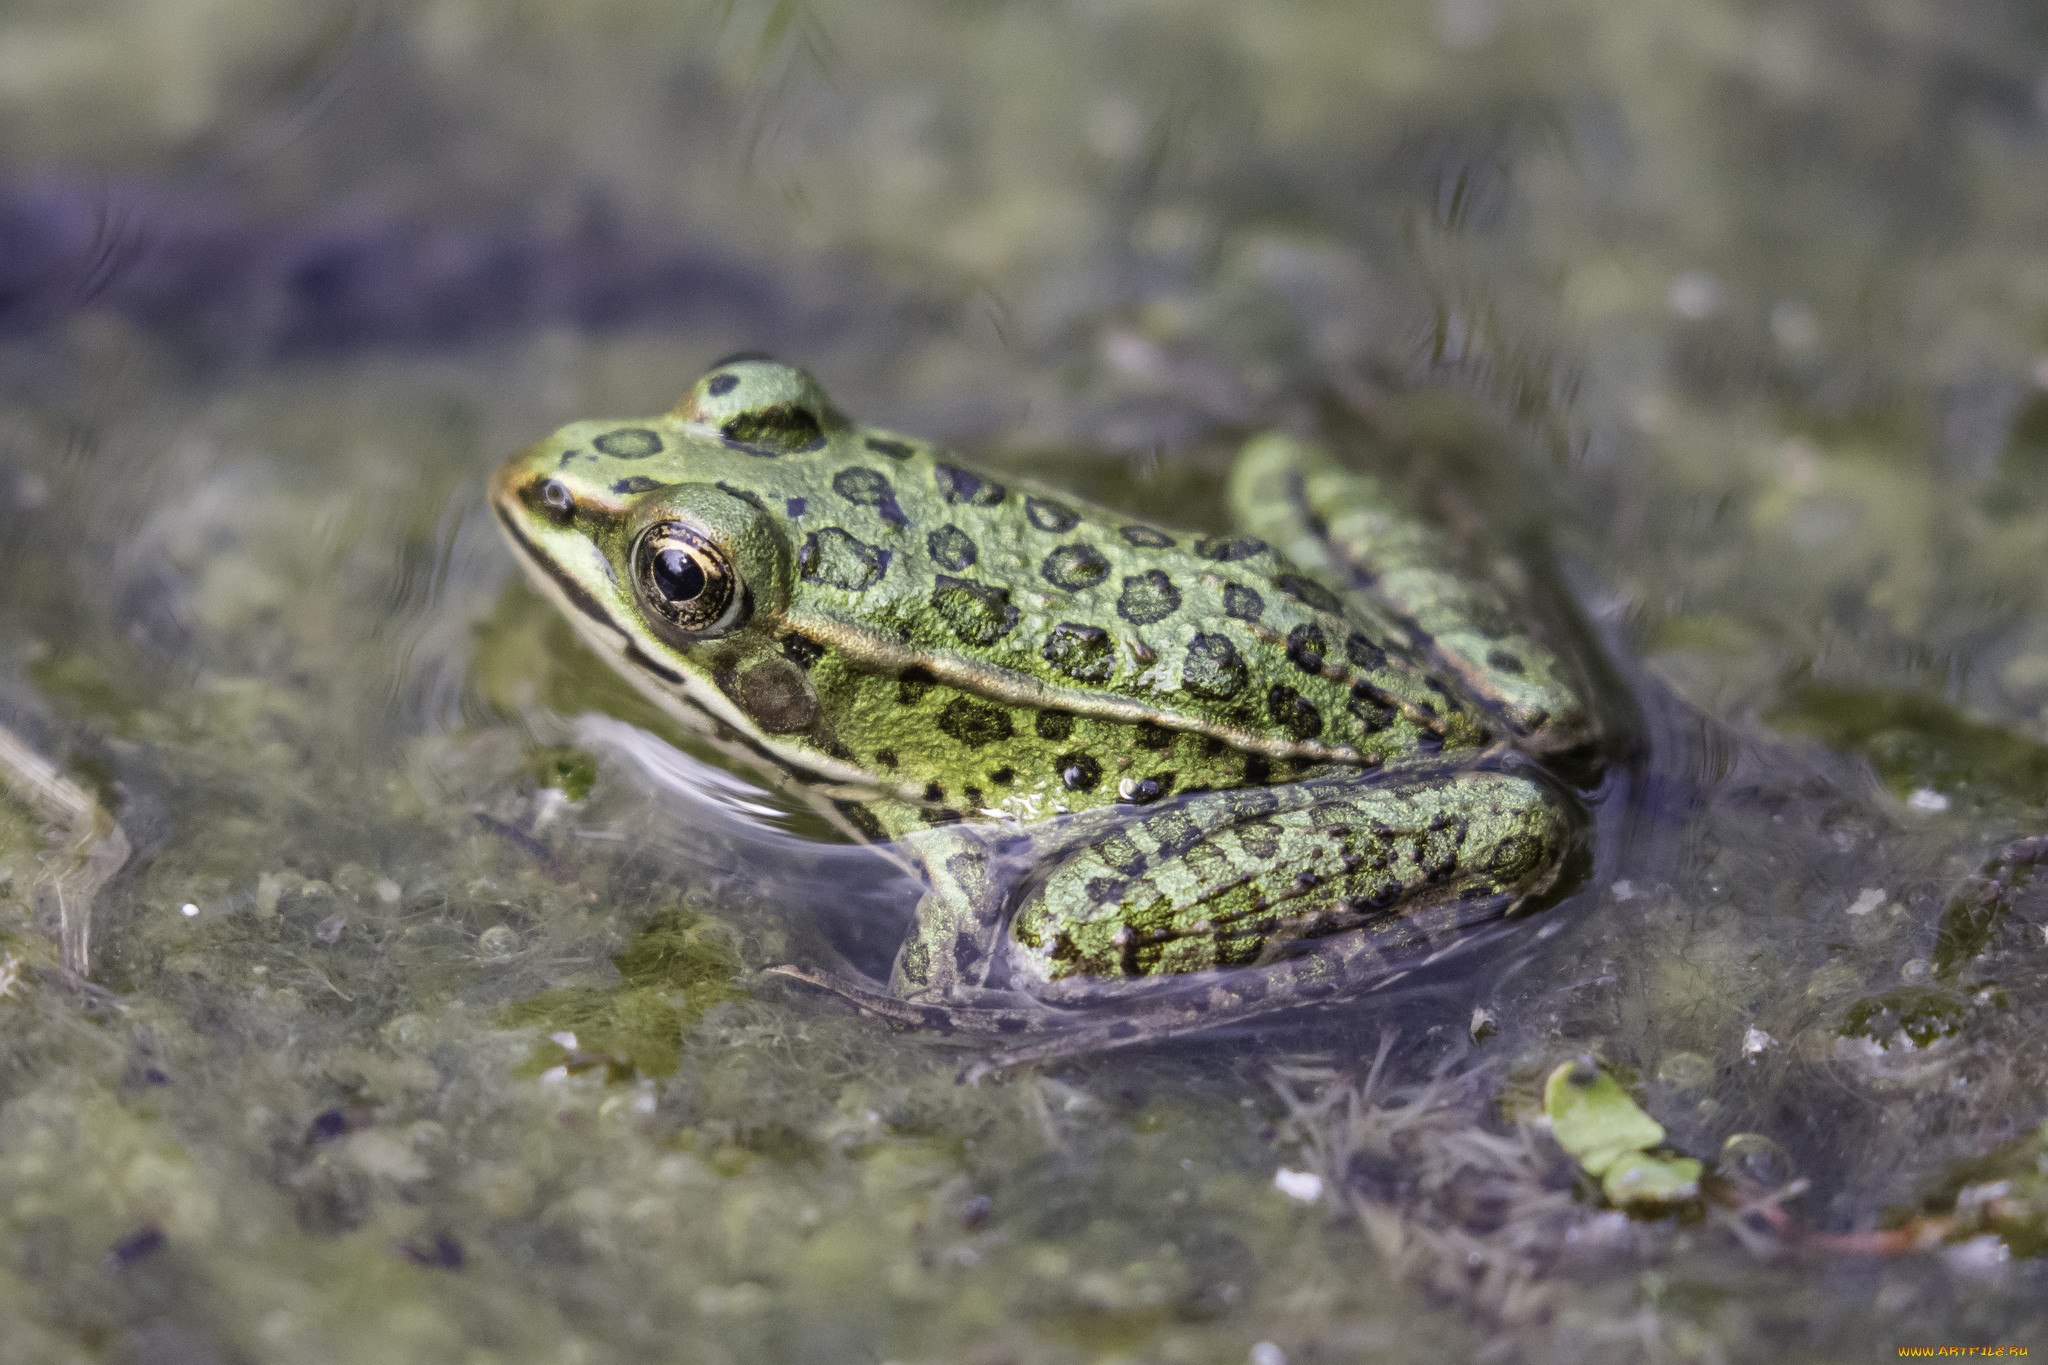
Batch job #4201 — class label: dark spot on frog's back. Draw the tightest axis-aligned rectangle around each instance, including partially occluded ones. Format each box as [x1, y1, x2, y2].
[1042, 623, 1115, 682]
[1286, 624, 1328, 674]
[1487, 648, 1527, 675]
[720, 657, 819, 734]
[1195, 535, 1266, 562]
[1116, 570, 1182, 625]
[798, 528, 889, 591]
[1346, 633, 1387, 670]
[933, 463, 1006, 506]
[926, 524, 978, 571]
[1276, 572, 1343, 615]
[865, 436, 914, 460]
[1057, 753, 1101, 791]
[610, 476, 669, 495]
[897, 665, 936, 705]
[1266, 683, 1324, 741]
[937, 697, 1014, 748]
[1041, 543, 1110, 592]
[832, 466, 909, 527]
[1182, 631, 1248, 700]
[1035, 710, 1074, 741]
[1223, 583, 1264, 622]
[1025, 497, 1079, 533]
[931, 576, 1019, 645]
[1120, 525, 1174, 548]
[706, 373, 739, 396]
[594, 428, 663, 459]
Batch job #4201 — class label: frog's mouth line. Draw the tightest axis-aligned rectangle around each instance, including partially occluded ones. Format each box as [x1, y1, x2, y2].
[492, 500, 630, 650]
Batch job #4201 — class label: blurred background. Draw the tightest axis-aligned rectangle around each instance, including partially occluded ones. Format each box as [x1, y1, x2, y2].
[1, 1, 2047, 1361]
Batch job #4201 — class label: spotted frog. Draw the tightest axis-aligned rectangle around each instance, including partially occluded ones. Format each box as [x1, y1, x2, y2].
[492, 358, 1599, 1064]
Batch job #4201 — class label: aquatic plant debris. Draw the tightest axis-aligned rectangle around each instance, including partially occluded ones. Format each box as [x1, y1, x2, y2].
[1542, 1060, 1702, 1210]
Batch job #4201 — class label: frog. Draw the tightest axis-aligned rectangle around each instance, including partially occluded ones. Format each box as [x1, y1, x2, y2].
[490, 356, 1600, 1068]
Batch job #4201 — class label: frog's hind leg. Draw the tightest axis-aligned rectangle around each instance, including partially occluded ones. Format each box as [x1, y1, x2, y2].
[967, 763, 1585, 1079]
[1229, 432, 1595, 755]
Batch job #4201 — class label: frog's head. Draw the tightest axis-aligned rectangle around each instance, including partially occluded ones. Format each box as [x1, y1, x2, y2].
[490, 358, 852, 747]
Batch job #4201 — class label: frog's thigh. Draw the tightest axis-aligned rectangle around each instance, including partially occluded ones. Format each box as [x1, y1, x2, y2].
[1228, 433, 1593, 752]
[1012, 768, 1577, 998]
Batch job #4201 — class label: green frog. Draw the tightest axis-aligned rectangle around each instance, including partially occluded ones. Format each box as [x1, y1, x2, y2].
[491, 357, 1599, 1066]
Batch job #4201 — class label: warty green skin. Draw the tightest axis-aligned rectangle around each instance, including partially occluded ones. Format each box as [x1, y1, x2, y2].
[491, 359, 1597, 1060]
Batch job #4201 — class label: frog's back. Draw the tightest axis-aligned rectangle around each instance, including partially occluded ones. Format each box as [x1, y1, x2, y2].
[741, 430, 1479, 764]
[500, 358, 1502, 838]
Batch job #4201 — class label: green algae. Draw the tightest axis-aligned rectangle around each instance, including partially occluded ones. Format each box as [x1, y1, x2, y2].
[1837, 987, 1975, 1051]
[498, 905, 745, 1081]
[1768, 684, 2048, 816]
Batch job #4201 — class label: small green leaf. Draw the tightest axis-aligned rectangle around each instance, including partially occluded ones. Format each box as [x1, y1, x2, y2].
[1601, 1152, 1704, 1208]
[1543, 1059, 1667, 1177]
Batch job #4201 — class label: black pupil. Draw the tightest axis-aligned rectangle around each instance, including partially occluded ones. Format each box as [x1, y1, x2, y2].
[653, 547, 707, 603]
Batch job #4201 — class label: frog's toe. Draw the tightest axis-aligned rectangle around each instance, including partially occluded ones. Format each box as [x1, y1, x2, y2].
[767, 962, 1061, 1039]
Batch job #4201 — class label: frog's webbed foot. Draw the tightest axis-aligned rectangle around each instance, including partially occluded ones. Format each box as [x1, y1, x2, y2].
[956, 920, 1476, 1083]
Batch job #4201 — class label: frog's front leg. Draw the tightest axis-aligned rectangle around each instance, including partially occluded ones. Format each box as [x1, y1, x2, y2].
[767, 821, 1081, 1037]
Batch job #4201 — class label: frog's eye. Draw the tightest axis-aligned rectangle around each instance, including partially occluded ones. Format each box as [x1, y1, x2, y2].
[632, 522, 748, 638]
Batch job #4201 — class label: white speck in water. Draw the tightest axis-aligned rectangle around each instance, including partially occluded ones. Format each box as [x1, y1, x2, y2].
[1250, 1343, 1289, 1365]
[374, 878, 402, 905]
[1469, 1006, 1497, 1042]
[1845, 888, 1886, 917]
[1944, 1234, 2012, 1281]
[1668, 271, 1724, 320]
[1273, 1168, 1323, 1203]
[1742, 1027, 1776, 1057]
[179, 903, 199, 918]
[1611, 879, 1637, 902]
[1906, 788, 1950, 813]
[549, 1031, 578, 1051]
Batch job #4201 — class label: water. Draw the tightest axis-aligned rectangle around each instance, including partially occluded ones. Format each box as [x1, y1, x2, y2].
[1, 1, 2047, 1360]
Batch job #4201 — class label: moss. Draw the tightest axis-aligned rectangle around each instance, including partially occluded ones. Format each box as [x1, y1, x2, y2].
[497, 906, 744, 1081]
[1837, 987, 1972, 1050]
[1767, 684, 2048, 814]
[524, 746, 599, 802]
